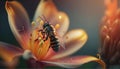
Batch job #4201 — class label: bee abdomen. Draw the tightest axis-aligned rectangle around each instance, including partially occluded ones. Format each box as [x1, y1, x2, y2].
[50, 36, 58, 40]
[51, 40, 59, 44]
[50, 36, 60, 52]
[50, 36, 59, 44]
[51, 44, 59, 52]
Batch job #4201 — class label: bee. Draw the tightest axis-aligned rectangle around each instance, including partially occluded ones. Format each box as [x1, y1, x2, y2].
[38, 16, 61, 52]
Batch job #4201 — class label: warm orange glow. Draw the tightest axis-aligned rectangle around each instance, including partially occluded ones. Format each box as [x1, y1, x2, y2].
[59, 15, 62, 19]
[100, 0, 120, 65]
[37, 38, 50, 60]
[0, 48, 15, 62]
[29, 29, 50, 60]
[55, 24, 60, 30]
[105, 0, 118, 16]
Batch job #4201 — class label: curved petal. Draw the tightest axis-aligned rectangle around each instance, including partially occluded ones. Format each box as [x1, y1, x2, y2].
[26, 58, 45, 69]
[5, 1, 31, 49]
[33, 0, 58, 21]
[42, 56, 106, 69]
[0, 58, 19, 69]
[51, 12, 69, 37]
[33, 0, 69, 37]
[0, 42, 23, 62]
[49, 29, 88, 59]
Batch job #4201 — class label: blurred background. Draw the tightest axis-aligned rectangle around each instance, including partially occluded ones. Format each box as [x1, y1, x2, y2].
[0, 0, 120, 69]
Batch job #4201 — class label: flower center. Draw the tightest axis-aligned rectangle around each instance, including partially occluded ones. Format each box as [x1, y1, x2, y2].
[29, 17, 50, 60]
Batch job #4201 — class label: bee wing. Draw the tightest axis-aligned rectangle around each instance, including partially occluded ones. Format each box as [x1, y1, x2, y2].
[51, 24, 66, 50]
[31, 16, 44, 30]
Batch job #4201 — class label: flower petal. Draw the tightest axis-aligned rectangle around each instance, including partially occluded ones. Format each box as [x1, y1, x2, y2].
[42, 56, 106, 69]
[105, 0, 118, 16]
[5, 1, 31, 49]
[0, 58, 19, 69]
[51, 12, 69, 37]
[0, 42, 23, 62]
[33, 0, 58, 21]
[26, 58, 45, 68]
[50, 29, 88, 59]
[33, 0, 69, 37]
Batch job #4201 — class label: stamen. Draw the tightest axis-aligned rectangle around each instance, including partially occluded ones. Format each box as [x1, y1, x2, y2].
[55, 24, 60, 30]
[31, 16, 45, 30]
[29, 28, 50, 60]
[37, 38, 50, 60]
[38, 37, 44, 47]
[31, 21, 36, 27]
[40, 20, 44, 26]
[36, 17, 41, 23]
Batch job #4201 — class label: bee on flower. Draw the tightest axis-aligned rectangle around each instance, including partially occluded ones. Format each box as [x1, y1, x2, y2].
[0, 0, 105, 69]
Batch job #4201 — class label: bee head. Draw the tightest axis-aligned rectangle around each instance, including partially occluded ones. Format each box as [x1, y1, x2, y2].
[43, 22, 50, 29]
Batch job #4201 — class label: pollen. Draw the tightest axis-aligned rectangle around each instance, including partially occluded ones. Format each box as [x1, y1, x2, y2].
[55, 24, 60, 30]
[114, 19, 119, 23]
[59, 15, 62, 19]
[40, 20, 44, 26]
[106, 35, 110, 39]
[29, 29, 50, 60]
[103, 26, 107, 29]
[31, 21, 36, 27]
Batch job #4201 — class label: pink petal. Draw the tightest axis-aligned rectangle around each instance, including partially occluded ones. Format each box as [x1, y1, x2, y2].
[33, 0, 58, 21]
[5, 1, 31, 49]
[33, 0, 69, 37]
[49, 29, 88, 59]
[0, 42, 23, 62]
[42, 56, 106, 69]
[26, 58, 45, 69]
[51, 12, 69, 37]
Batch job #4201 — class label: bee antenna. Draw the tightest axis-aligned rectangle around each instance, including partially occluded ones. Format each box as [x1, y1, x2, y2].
[42, 15, 49, 24]
[38, 16, 44, 21]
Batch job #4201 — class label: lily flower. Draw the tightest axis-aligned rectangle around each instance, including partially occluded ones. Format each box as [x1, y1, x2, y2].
[100, 0, 120, 66]
[0, 0, 105, 69]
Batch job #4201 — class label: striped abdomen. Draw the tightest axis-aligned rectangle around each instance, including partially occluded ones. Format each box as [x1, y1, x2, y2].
[50, 35, 59, 52]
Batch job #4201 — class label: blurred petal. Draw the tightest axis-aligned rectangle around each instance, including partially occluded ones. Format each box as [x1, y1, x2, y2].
[5, 1, 31, 49]
[26, 58, 45, 68]
[49, 29, 88, 59]
[0, 42, 23, 62]
[33, 0, 58, 21]
[42, 56, 106, 69]
[51, 12, 69, 37]
[0, 58, 19, 69]
[100, 4, 120, 64]
[105, 0, 118, 16]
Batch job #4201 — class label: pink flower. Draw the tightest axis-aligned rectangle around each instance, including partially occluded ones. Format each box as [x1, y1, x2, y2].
[100, 0, 120, 65]
[0, 0, 105, 69]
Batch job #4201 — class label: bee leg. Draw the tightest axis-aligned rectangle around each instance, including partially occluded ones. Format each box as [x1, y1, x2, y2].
[38, 30, 46, 41]
[44, 32, 49, 41]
